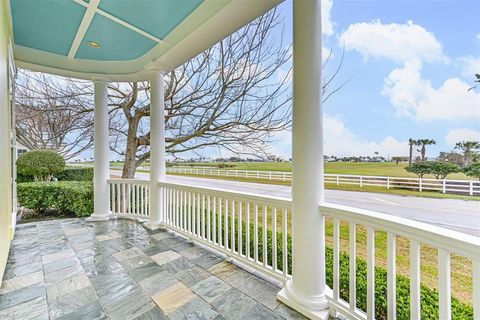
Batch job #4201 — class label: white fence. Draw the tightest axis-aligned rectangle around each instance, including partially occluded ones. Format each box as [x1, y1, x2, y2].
[108, 179, 480, 320]
[167, 167, 480, 196]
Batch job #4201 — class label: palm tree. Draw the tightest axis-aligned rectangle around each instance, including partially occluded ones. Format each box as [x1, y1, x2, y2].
[408, 138, 419, 165]
[416, 139, 436, 161]
[455, 141, 480, 167]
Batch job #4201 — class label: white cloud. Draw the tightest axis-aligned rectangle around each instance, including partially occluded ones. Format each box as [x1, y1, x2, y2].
[323, 114, 407, 156]
[339, 20, 447, 64]
[445, 128, 480, 147]
[382, 61, 480, 120]
[322, 0, 334, 36]
[460, 56, 480, 77]
[268, 115, 408, 157]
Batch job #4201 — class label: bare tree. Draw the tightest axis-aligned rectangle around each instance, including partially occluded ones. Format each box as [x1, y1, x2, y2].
[110, 10, 347, 178]
[15, 70, 94, 160]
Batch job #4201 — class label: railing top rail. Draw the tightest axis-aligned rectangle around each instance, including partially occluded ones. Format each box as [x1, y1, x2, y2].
[158, 181, 291, 208]
[321, 202, 480, 260]
[107, 178, 149, 184]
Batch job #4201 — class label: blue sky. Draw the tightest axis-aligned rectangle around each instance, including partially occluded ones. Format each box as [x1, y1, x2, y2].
[267, 0, 480, 160]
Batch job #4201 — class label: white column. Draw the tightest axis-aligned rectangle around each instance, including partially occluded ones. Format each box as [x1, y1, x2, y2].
[144, 71, 166, 230]
[277, 1, 328, 319]
[87, 81, 110, 221]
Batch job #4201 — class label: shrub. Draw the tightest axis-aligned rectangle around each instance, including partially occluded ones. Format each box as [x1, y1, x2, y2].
[16, 150, 65, 181]
[17, 166, 93, 182]
[429, 161, 460, 179]
[17, 181, 93, 217]
[405, 161, 432, 178]
[56, 167, 94, 181]
[464, 162, 480, 180]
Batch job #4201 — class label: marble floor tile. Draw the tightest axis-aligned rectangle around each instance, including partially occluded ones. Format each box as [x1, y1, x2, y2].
[179, 246, 206, 260]
[207, 261, 239, 280]
[152, 282, 196, 314]
[274, 304, 309, 320]
[151, 250, 182, 266]
[2, 262, 43, 281]
[89, 272, 139, 306]
[48, 286, 97, 319]
[191, 253, 222, 269]
[210, 288, 257, 320]
[103, 289, 156, 320]
[112, 247, 145, 262]
[0, 296, 47, 320]
[0, 283, 46, 312]
[174, 266, 211, 287]
[191, 276, 231, 303]
[245, 303, 283, 319]
[42, 248, 75, 265]
[166, 297, 218, 320]
[56, 301, 107, 320]
[46, 273, 91, 301]
[138, 270, 178, 296]
[0, 271, 44, 294]
[95, 231, 121, 242]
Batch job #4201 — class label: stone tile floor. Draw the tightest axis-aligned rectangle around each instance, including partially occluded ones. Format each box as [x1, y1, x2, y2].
[0, 218, 308, 320]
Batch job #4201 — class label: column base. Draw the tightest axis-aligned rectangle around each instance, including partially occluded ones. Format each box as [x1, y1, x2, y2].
[86, 213, 111, 222]
[143, 222, 164, 230]
[277, 280, 330, 320]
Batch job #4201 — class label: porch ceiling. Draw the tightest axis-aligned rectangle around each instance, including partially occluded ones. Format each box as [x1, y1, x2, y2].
[8, 0, 282, 81]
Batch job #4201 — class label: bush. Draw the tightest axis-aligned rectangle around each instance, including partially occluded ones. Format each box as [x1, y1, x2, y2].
[16, 150, 65, 181]
[17, 181, 93, 217]
[17, 166, 93, 182]
[56, 167, 94, 181]
[464, 162, 480, 180]
[405, 161, 432, 178]
[429, 161, 460, 179]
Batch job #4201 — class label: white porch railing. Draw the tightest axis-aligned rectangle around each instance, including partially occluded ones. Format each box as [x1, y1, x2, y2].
[108, 179, 150, 219]
[107, 179, 480, 319]
[166, 167, 480, 196]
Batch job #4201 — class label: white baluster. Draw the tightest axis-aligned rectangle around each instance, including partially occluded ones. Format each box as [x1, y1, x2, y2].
[367, 227, 375, 320]
[438, 249, 451, 320]
[387, 232, 397, 320]
[349, 222, 356, 311]
[410, 240, 421, 320]
[333, 218, 340, 302]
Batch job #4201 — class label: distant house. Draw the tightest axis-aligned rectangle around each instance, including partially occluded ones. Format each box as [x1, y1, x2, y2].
[15, 143, 28, 158]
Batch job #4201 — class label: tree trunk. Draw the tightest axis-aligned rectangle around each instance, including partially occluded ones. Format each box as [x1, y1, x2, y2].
[409, 143, 413, 165]
[421, 145, 426, 161]
[122, 120, 139, 179]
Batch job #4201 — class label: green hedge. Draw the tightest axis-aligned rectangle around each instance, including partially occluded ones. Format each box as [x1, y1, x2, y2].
[17, 167, 93, 183]
[198, 212, 473, 320]
[17, 181, 93, 217]
[56, 167, 94, 181]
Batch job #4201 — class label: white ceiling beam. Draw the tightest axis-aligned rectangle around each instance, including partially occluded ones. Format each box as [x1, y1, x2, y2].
[68, 0, 101, 59]
[95, 8, 164, 44]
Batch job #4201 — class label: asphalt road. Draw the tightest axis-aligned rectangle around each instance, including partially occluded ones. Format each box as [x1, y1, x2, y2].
[111, 170, 480, 237]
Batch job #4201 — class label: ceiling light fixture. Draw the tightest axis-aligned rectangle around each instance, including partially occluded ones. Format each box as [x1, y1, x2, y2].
[87, 41, 101, 48]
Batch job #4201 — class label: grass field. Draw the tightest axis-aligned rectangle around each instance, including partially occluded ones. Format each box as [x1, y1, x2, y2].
[166, 161, 475, 180]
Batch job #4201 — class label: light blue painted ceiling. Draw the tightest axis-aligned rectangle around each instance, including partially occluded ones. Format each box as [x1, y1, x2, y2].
[10, 0, 204, 62]
[10, 0, 86, 56]
[75, 13, 157, 61]
[98, 0, 204, 40]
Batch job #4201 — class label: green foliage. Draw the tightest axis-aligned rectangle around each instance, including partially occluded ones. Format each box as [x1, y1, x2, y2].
[464, 162, 480, 179]
[55, 167, 94, 181]
[17, 181, 93, 217]
[17, 166, 93, 182]
[405, 162, 432, 178]
[16, 150, 65, 181]
[429, 161, 461, 179]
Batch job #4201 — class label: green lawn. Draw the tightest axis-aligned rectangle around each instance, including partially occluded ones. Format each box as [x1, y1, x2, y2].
[165, 161, 475, 180]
